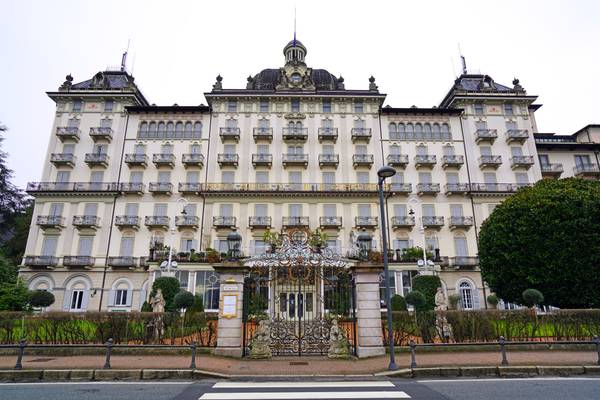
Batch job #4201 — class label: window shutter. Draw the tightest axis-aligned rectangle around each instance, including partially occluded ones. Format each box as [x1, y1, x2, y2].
[81, 290, 90, 311]
[139, 289, 147, 310]
[125, 290, 132, 307]
[108, 289, 115, 307]
[472, 287, 481, 310]
[63, 290, 72, 311]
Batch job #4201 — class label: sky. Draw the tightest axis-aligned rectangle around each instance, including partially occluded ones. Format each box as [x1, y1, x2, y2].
[1, 0, 599, 189]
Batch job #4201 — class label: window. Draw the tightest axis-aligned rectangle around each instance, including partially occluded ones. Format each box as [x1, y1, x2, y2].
[323, 204, 336, 217]
[254, 204, 268, 217]
[184, 204, 196, 216]
[161, 143, 173, 154]
[139, 122, 148, 138]
[175, 122, 184, 138]
[41, 236, 58, 256]
[92, 144, 107, 155]
[474, 103, 484, 115]
[184, 122, 193, 138]
[291, 99, 300, 112]
[158, 171, 171, 183]
[134, 144, 145, 155]
[175, 271, 189, 289]
[227, 100, 237, 113]
[511, 146, 523, 157]
[100, 119, 112, 129]
[394, 204, 407, 216]
[446, 172, 459, 184]
[416, 145, 427, 156]
[379, 272, 396, 308]
[538, 154, 549, 166]
[220, 204, 233, 217]
[355, 144, 367, 155]
[399, 271, 416, 296]
[397, 123, 406, 140]
[422, 204, 435, 217]
[180, 238, 197, 252]
[459, 281, 474, 310]
[358, 204, 371, 217]
[104, 100, 113, 112]
[154, 203, 167, 216]
[322, 99, 331, 113]
[322, 144, 334, 155]
[70, 290, 84, 310]
[354, 119, 365, 129]
[251, 240, 267, 255]
[222, 171, 235, 184]
[63, 144, 75, 154]
[443, 145, 455, 156]
[193, 122, 202, 138]
[56, 171, 70, 184]
[114, 289, 128, 306]
[289, 171, 302, 184]
[186, 171, 199, 184]
[84, 203, 97, 216]
[289, 204, 302, 217]
[256, 171, 269, 184]
[120, 236, 134, 257]
[166, 122, 174, 138]
[475, 121, 488, 131]
[125, 203, 138, 217]
[574, 155, 591, 167]
[257, 144, 269, 154]
[484, 173, 497, 184]
[504, 103, 514, 115]
[49, 203, 63, 216]
[388, 123, 398, 139]
[357, 172, 369, 184]
[78, 236, 93, 257]
[389, 144, 400, 155]
[195, 271, 220, 311]
[454, 236, 468, 256]
[441, 124, 451, 140]
[506, 121, 518, 132]
[322, 172, 335, 185]
[258, 119, 269, 129]
[450, 204, 463, 217]
[259, 100, 269, 113]
[418, 172, 432, 184]
[515, 173, 529, 186]
[354, 100, 364, 113]
[480, 146, 492, 156]
[73, 100, 82, 112]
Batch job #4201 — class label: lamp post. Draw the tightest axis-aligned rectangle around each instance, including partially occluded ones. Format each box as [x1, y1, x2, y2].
[377, 165, 398, 371]
[227, 229, 242, 260]
[408, 196, 435, 275]
[160, 197, 189, 277]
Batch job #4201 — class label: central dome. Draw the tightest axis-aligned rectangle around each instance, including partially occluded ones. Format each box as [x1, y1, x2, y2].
[250, 68, 341, 91]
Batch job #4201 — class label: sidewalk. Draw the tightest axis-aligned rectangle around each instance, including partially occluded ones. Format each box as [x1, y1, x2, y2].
[0, 351, 597, 375]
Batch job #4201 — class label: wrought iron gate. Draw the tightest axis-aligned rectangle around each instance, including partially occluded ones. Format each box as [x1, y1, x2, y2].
[242, 229, 357, 356]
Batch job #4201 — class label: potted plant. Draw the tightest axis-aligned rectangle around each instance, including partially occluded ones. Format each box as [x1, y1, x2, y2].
[262, 229, 281, 252]
[309, 228, 328, 252]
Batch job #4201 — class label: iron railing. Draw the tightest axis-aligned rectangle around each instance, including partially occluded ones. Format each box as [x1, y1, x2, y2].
[422, 216, 445, 227]
[318, 127, 338, 142]
[475, 129, 498, 142]
[574, 163, 600, 174]
[72, 215, 100, 227]
[541, 163, 564, 174]
[252, 154, 273, 165]
[36, 215, 65, 227]
[351, 128, 372, 141]
[318, 154, 339, 165]
[445, 183, 470, 194]
[50, 153, 76, 165]
[179, 183, 201, 193]
[441, 155, 464, 167]
[27, 182, 119, 193]
[182, 153, 205, 165]
[219, 127, 241, 141]
[114, 216, 140, 227]
[89, 127, 113, 141]
[152, 154, 176, 165]
[56, 127, 80, 141]
[120, 182, 145, 193]
[449, 216, 474, 228]
[124, 154, 148, 165]
[282, 127, 308, 141]
[391, 216, 415, 228]
[248, 216, 272, 227]
[107, 257, 138, 268]
[213, 216, 236, 227]
[319, 216, 342, 227]
[414, 155, 437, 166]
[145, 216, 170, 227]
[479, 155, 502, 166]
[387, 154, 409, 166]
[282, 216, 309, 226]
[175, 215, 199, 227]
[148, 182, 173, 193]
[353, 154, 374, 165]
[510, 156, 535, 167]
[505, 129, 529, 142]
[217, 154, 239, 165]
[355, 216, 378, 227]
[253, 127, 273, 141]
[416, 183, 440, 194]
[84, 153, 109, 165]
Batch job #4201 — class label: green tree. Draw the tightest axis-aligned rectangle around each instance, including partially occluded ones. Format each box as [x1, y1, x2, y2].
[405, 291, 427, 311]
[479, 178, 600, 308]
[390, 294, 407, 311]
[0, 251, 18, 284]
[412, 275, 441, 311]
[174, 290, 195, 311]
[149, 277, 180, 312]
[0, 280, 30, 311]
[29, 290, 55, 308]
[0, 124, 27, 245]
[522, 289, 544, 307]
[1, 201, 33, 267]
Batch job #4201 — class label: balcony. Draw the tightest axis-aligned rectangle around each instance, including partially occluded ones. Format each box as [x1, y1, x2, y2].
[319, 216, 342, 229]
[318, 127, 338, 143]
[282, 216, 309, 227]
[352, 154, 374, 168]
[115, 215, 140, 229]
[175, 215, 199, 229]
[124, 154, 148, 167]
[573, 163, 600, 178]
[252, 154, 273, 167]
[56, 127, 80, 142]
[469, 183, 517, 193]
[220, 127, 240, 143]
[119, 182, 145, 195]
[148, 182, 173, 195]
[217, 153, 239, 167]
[541, 163, 564, 178]
[351, 128, 372, 143]
[389, 183, 412, 195]
[355, 216, 378, 228]
[479, 155, 502, 169]
[84, 153, 109, 167]
[391, 216, 415, 229]
[422, 216, 445, 229]
[50, 153, 75, 167]
[182, 153, 205, 167]
[445, 183, 470, 195]
[249, 216, 272, 229]
[282, 154, 309, 168]
[505, 129, 529, 144]
[387, 154, 409, 168]
[153, 153, 175, 168]
[253, 127, 273, 142]
[196, 183, 383, 197]
[26, 182, 118, 194]
[416, 183, 441, 196]
[414, 155, 437, 169]
[441, 155, 464, 169]
[319, 154, 339, 167]
[510, 155, 534, 170]
[475, 129, 498, 144]
[282, 127, 308, 142]
[107, 256, 138, 269]
[23, 256, 58, 269]
[36, 215, 65, 229]
[449, 216, 474, 230]
[63, 256, 95, 269]
[145, 216, 170, 229]
[213, 216, 236, 228]
[89, 127, 113, 142]
[178, 182, 201, 194]
[449, 256, 479, 269]
[72, 215, 100, 229]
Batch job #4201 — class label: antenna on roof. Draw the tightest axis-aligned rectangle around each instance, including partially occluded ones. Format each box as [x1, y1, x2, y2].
[458, 43, 467, 75]
[120, 39, 130, 72]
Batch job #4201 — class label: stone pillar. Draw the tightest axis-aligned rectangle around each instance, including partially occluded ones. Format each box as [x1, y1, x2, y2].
[213, 262, 248, 358]
[352, 262, 385, 358]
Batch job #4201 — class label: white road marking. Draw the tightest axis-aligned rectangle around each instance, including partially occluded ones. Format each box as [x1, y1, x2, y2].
[214, 381, 395, 388]
[199, 391, 410, 399]
[418, 377, 600, 383]
[0, 381, 195, 386]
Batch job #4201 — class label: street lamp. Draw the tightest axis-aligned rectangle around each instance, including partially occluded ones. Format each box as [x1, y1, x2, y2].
[160, 197, 188, 276]
[227, 229, 242, 260]
[408, 196, 435, 275]
[377, 165, 398, 371]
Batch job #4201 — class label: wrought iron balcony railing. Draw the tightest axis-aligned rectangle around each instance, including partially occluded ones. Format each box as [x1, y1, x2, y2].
[72, 215, 100, 228]
[351, 128, 372, 142]
[219, 127, 241, 142]
[505, 129, 529, 143]
[441, 155, 464, 169]
[282, 154, 309, 166]
[145, 216, 170, 227]
[253, 127, 273, 142]
[148, 182, 173, 194]
[196, 183, 388, 197]
[318, 127, 338, 142]
[391, 216, 415, 229]
[89, 127, 113, 142]
[56, 127, 80, 142]
[479, 155, 502, 168]
[355, 216, 378, 227]
[249, 216, 272, 228]
[319, 216, 342, 228]
[318, 154, 339, 166]
[63, 256, 95, 268]
[27, 182, 119, 194]
[445, 183, 470, 195]
[574, 163, 600, 175]
[182, 153, 205, 166]
[175, 215, 199, 228]
[36, 215, 65, 228]
[510, 156, 535, 169]
[217, 153, 239, 166]
[152, 153, 176, 167]
[84, 153, 109, 166]
[124, 154, 148, 166]
[387, 154, 409, 167]
[422, 216, 445, 227]
[119, 182, 145, 194]
[469, 183, 518, 193]
[352, 154, 374, 167]
[23, 256, 59, 268]
[252, 154, 273, 166]
[282, 127, 308, 141]
[416, 183, 440, 195]
[115, 215, 140, 228]
[107, 256, 138, 268]
[475, 129, 498, 143]
[449, 216, 474, 229]
[414, 155, 437, 168]
[282, 216, 309, 227]
[449, 256, 479, 268]
[389, 183, 412, 194]
[178, 183, 201, 194]
[213, 216, 236, 228]
[541, 163, 564, 176]
[50, 153, 76, 167]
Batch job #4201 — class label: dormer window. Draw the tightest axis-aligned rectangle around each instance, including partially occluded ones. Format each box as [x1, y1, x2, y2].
[227, 100, 237, 113]
[322, 99, 331, 113]
[291, 99, 300, 112]
[474, 103, 485, 115]
[73, 100, 82, 112]
[354, 100, 364, 113]
[504, 103, 514, 116]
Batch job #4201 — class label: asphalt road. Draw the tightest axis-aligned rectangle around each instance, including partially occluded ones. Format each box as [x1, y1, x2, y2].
[1, 377, 599, 400]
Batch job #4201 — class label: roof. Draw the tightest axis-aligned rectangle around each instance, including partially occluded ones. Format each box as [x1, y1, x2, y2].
[439, 74, 533, 108]
[248, 68, 343, 91]
[381, 106, 463, 116]
[126, 105, 210, 114]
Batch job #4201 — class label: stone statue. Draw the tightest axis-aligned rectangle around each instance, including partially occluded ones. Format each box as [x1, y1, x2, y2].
[328, 319, 350, 359]
[149, 289, 166, 342]
[434, 287, 448, 311]
[434, 287, 452, 341]
[151, 288, 166, 313]
[249, 319, 272, 359]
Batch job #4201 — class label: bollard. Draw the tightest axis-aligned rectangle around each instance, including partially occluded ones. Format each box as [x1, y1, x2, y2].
[409, 340, 417, 369]
[190, 341, 197, 369]
[103, 338, 113, 369]
[499, 336, 509, 366]
[594, 336, 600, 366]
[14, 338, 26, 370]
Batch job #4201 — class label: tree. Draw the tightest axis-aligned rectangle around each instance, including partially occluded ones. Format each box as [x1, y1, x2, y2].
[149, 277, 180, 312]
[173, 290, 195, 311]
[29, 290, 55, 308]
[0, 124, 27, 243]
[390, 294, 407, 311]
[405, 291, 427, 311]
[486, 294, 499, 308]
[412, 275, 441, 311]
[479, 178, 600, 308]
[522, 289, 544, 308]
[0, 280, 30, 311]
[1, 201, 33, 267]
[0, 251, 18, 284]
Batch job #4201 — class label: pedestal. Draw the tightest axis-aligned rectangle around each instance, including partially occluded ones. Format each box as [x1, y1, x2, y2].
[352, 262, 386, 358]
[213, 262, 247, 358]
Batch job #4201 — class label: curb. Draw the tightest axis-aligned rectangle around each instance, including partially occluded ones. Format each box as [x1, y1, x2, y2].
[379, 365, 600, 379]
[0, 369, 230, 382]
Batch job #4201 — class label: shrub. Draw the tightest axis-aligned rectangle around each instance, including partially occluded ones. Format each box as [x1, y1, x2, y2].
[29, 290, 55, 308]
[150, 277, 180, 312]
[448, 294, 461, 310]
[486, 294, 499, 308]
[174, 291, 195, 311]
[140, 301, 152, 312]
[0, 280, 30, 311]
[405, 291, 427, 311]
[390, 295, 407, 311]
[522, 289, 544, 307]
[188, 294, 204, 314]
[412, 275, 441, 311]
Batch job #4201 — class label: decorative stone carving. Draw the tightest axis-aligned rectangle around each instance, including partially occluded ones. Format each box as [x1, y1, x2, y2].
[59, 74, 73, 91]
[434, 287, 452, 340]
[149, 288, 165, 342]
[249, 319, 272, 359]
[434, 287, 447, 311]
[328, 319, 350, 358]
[213, 74, 223, 91]
[368, 76, 378, 92]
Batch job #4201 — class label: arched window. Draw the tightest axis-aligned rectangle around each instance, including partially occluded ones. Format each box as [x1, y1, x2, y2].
[109, 278, 133, 307]
[405, 123, 414, 140]
[295, 121, 303, 130]
[148, 122, 157, 139]
[63, 275, 92, 312]
[397, 123, 406, 140]
[139, 122, 148, 138]
[441, 123, 451, 140]
[432, 123, 441, 140]
[388, 123, 398, 139]
[184, 122, 193, 138]
[459, 281, 474, 310]
[193, 122, 202, 138]
[415, 123, 423, 139]
[175, 122, 184, 138]
[28, 275, 54, 291]
[166, 122, 175, 138]
[423, 123, 432, 140]
[157, 122, 165, 139]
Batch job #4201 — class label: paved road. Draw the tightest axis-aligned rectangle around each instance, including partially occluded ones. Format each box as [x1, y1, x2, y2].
[1, 377, 600, 399]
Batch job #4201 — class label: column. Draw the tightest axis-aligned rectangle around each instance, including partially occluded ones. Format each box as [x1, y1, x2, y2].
[352, 263, 385, 358]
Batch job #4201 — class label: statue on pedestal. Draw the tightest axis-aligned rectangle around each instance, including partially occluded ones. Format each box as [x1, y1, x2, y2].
[434, 287, 452, 340]
[328, 319, 350, 358]
[149, 288, 166, 342]
[249, 319, 272, 359]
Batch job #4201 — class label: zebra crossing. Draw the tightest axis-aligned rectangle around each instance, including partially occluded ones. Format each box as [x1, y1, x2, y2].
[198, 381, 411, 399]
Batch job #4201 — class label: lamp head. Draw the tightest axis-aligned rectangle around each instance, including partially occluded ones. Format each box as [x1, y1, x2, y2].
[408, 208, 415, 216]
[377, 165, 396, 179]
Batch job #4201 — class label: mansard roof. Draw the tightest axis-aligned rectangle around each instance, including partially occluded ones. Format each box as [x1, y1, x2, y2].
[249, 68, 342, 91]
[439, 74, 535, 108]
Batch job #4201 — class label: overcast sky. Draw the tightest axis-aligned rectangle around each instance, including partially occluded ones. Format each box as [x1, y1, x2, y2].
[1, 0, 599, 189]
